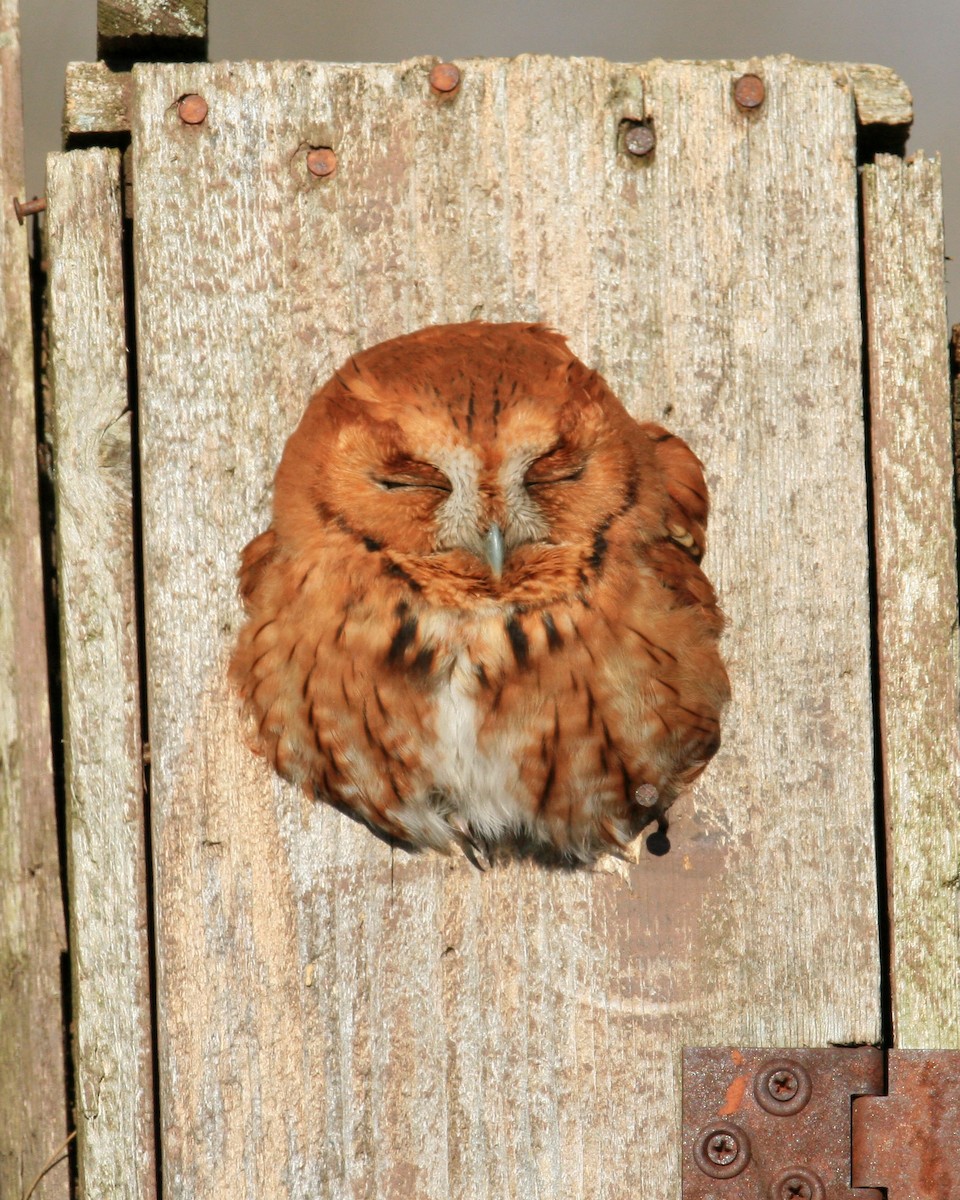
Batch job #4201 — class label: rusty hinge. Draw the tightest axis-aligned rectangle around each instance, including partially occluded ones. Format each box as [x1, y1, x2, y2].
[682, 1046, 960, 1199]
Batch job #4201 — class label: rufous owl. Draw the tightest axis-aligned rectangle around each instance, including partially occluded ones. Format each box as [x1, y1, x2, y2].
[230, 322, 729, 861]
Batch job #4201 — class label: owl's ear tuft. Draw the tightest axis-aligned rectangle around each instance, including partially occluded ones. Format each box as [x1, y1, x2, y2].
[564, 357, 608, 397]
[523, 323, 573, 357]
[560, 359, 609, 438]
[323, 363, 393, 425]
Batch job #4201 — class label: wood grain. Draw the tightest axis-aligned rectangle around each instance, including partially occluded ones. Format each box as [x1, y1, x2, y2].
[131, 55, 882, 1198]
[0, 2, 69, 1198]
[47, 148, 156, 1200]
[862, 153, 960, 1048]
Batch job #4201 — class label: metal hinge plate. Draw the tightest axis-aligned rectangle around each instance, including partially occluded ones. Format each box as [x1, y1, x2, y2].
[682, 1046, 960, 1199]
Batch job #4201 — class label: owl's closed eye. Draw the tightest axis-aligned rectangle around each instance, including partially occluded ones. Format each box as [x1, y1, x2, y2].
[230, 321, 729, 861]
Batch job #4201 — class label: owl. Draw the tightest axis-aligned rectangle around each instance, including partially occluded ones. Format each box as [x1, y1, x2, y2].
[230, 322, 729, 861]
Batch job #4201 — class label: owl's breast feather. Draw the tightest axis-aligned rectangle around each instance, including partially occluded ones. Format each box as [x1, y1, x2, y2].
[421, 640, 533, 841]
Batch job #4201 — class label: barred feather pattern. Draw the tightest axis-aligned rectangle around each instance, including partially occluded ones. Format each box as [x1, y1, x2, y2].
[230, 322, 729, 860]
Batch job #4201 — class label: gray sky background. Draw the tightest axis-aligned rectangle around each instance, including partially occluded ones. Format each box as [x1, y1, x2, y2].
[19, 0, 960, 320]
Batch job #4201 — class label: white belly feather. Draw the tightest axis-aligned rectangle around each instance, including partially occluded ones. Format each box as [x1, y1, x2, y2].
[392, 619, 532, 849]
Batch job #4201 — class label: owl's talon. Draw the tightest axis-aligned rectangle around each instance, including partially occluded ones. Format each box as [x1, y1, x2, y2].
[448, 815, 490, 870]
[463, 842, 490, 871]
[600, 818, 632, 850]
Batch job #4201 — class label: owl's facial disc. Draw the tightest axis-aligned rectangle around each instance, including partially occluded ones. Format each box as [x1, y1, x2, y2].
[427, 444, 552, 570]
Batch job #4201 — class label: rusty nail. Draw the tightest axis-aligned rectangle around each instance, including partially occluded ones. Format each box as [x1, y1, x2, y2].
[693, 1122, 750, 1179]
[770, 1168, 825, 1200]
[623, 123, 656, 157]
[306, 148, 337, 179]
[178, 94, 208, 125]
[755, 1059, 812, 1115]
[734, 73, 765, 110]
[13, 196, 46, 224]
[429, 62, 461, 95]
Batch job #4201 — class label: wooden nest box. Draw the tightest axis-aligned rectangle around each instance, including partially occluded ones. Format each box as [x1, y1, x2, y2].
[3, 2, 958, 1196]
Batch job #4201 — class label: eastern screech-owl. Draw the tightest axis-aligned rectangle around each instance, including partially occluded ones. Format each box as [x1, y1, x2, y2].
[230, 322, 729, 860]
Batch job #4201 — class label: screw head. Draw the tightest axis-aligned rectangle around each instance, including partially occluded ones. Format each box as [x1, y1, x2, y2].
[623, 122, 655, 157]
[755, 1059, 812, 1115]
[693, 1121, 751, 1179]
[733, 73, 765, 110]
[783, 1179, 811, 1200]
[770, 1168, 825, 1200]
[429, 62, 461, 94]
[177, 94, 208, 125]
[306, 148, 338, 179]
[707, 1133, 738, 1165]
[769, 1069, 799, 1100]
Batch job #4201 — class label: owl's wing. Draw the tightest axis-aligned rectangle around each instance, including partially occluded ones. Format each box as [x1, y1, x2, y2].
[634, 424, 723, 631]
[238, 528, 279, 604]
[641, 542, 724, 633]
[637, 423, 709, 560]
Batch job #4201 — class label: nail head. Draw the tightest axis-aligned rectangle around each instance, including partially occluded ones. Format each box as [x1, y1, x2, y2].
[178, 94, 208, 125]
[624, 123, 655, 157]
[13, 196, 46, 224]
[734, 74, 765, 110]
[430, 62, 461, 94]
[307, 148, 338, 178]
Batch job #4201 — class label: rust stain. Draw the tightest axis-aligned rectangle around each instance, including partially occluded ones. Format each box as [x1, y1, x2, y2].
[730, 1049, 744, 1066]
[719, 1074, 748, 1116]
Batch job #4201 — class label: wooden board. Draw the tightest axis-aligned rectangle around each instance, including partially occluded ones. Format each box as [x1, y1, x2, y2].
[131, 56, 882, 1198]
[46, 148, 156, 1200]
[862, 153, 960, 1049]
[97, 0, 206, 59]
[64, 62, 132, 138]
[0, 2, 70, 1197]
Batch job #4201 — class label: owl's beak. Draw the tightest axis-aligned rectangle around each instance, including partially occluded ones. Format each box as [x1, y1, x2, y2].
[482, 523, 505, 578]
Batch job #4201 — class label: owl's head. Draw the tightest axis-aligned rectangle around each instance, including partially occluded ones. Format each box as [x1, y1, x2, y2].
[274, 322, 665, 605]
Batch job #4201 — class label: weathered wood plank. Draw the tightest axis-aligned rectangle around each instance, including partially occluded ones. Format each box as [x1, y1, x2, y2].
[61, 57, 909, 144]
[0, 2, 70, 1198]
[61, 57, 909, 143]
[862, 153, 960, 1048]
[98, 0, 207, 59]
[64, 62, 131, 138]
[47, 147, 156, 1200]
[99, 0, 206, 39]
[840, 63, 912, 126]
[132, 55, 880, 1199]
